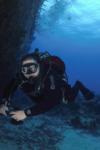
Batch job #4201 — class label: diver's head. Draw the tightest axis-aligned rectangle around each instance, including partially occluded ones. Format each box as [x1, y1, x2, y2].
[21, 54, 40, 80]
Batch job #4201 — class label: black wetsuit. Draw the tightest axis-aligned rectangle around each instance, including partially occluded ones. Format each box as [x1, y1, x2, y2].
[2, 62, 64, 116]
[1, 60, 94, 117]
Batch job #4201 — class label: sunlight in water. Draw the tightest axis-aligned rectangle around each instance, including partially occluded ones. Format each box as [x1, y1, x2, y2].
[37, 0, 100, 38]
[30, 0, 100, 94]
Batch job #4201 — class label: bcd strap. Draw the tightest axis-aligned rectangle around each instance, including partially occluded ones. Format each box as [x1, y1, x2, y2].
[49, 75, 55, 90]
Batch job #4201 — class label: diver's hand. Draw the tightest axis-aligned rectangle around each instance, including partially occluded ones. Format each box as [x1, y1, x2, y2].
[10, 110, 27, 121]
[0, 104, 8, 116]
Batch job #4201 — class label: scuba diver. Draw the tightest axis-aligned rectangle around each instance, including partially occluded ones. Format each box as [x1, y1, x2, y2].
[0, 49, 94, 122]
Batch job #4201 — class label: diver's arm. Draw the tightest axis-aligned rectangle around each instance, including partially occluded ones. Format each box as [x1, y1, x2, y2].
[25, 98, 59, 116]
[24, 89, 61, 116]
[0, 77, 20, 116]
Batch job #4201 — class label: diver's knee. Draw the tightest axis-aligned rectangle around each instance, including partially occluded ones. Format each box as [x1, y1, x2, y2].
[76, 80, 81, 85]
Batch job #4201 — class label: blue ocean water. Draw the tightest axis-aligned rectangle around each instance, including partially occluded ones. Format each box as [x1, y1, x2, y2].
[1, 0, 100, 149]
[30, 0, 100, 94]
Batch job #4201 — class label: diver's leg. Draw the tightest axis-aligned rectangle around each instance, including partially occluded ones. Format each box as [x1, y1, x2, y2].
[63, 80, 94, 102]
[65, 81, 80, 101]
[71, 80, 94, 100]
[62, 83, 76, 102]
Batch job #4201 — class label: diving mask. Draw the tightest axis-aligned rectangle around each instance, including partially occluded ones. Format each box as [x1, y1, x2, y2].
[21, 63, 39, 75]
